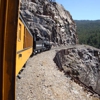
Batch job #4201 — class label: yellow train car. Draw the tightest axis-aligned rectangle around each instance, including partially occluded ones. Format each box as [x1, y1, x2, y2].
[0, 0, 33, 99]
[16, 15, 33, 75]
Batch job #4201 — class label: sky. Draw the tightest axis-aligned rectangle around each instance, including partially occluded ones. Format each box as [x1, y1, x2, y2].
[55, 0, 100, 20]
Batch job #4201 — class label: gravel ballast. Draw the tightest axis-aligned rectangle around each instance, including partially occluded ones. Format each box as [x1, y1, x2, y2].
[16, 49, 100, 100]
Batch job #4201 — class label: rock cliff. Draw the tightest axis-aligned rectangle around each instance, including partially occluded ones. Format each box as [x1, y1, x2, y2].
[54, 45, 100, 96]
[20, 0, 78, 46]
[20, 0, 100, 98]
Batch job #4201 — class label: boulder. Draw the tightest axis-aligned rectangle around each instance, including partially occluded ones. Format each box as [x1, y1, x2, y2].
[54, 45, 100, 95]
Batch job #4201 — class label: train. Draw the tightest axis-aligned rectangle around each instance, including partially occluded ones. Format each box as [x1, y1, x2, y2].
[33, 36, 51, 54]
[16, 14, 51, 75]
[0, 1, 51, 99]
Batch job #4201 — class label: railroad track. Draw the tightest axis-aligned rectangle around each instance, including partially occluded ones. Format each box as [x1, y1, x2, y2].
[53, 44, 100, 97]
[69, 75, 100, 97]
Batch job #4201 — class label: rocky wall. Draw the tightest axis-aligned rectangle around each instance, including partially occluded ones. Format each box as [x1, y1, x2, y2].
[54, 45, 100, 95]
[20, 0, 78, 46]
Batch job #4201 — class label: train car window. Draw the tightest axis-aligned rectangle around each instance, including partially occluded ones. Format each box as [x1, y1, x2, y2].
[18, 23, 21, 41]
[36, 36, 40, 41]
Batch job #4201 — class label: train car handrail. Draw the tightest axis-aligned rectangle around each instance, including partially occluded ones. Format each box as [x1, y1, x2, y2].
[19, 13, 33, 37]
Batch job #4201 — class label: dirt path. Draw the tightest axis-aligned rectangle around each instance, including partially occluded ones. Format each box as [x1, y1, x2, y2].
[16, 49, 100, 100]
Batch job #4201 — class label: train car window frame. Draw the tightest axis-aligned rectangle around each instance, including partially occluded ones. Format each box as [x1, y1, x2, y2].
[18, 23, 21, 42]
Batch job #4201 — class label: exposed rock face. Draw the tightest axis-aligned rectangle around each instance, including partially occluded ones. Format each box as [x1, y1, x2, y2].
[16, 48, 100, 100]
[20, 0, 100, 98]
[54, 45, 100, 95]
[20, 0, 78, 46]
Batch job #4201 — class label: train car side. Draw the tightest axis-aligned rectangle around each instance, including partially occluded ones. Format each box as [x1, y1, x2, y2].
[16, 19, 33, 75]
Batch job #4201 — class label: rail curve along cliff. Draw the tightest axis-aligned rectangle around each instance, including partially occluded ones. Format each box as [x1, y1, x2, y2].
[17, 13, 51, 75]
[0, 1, 51, 100]
[16, 14, 33, 75]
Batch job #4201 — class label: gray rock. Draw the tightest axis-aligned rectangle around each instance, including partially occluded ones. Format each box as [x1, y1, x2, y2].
[54, 45, 100, 95]
[20, 0, 78, 46]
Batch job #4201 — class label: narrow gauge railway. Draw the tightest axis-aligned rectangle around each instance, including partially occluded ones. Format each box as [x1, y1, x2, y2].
[1, 0, 99, 100]
[70, 75, 100, 97]
[0, 1, 51, 100]
[17, 14, 51, 75]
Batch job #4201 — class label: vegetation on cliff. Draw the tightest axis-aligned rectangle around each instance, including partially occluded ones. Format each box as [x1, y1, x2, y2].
[75, 20, 100, 48]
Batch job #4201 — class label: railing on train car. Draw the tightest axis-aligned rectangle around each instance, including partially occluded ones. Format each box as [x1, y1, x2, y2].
[19, 13, 33, 37]
[19, 13, 33, 49]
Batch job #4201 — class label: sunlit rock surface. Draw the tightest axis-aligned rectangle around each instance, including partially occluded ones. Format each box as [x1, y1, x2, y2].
[54, 45, 100, 95]
[20, 0, 78, 46]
